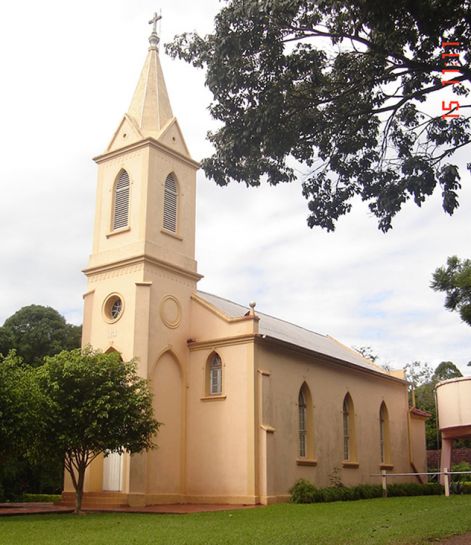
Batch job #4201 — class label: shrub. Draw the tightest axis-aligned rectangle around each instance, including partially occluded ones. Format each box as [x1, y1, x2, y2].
[351, 484, 383, 500]
[289, 479, 318, 503]
[319, 486, 345, 502]
[289, 480, 443, 503]
[385, 482, 442, 497]
[451, 461, 471, 483]
[22, 493, 61, 503]
[461, 482, 471, 494]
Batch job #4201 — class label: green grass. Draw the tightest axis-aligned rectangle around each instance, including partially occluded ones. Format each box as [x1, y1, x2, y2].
[1, 496, 471, 545]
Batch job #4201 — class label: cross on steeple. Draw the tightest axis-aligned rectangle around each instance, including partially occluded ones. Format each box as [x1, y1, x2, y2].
[149, 12, 162, 34]
[148, 11, 162, 50]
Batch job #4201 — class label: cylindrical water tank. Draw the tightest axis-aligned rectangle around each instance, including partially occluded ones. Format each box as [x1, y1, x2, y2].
[436, 377, 471, 432]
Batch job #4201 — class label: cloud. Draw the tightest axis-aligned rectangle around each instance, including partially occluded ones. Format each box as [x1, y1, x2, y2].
[0, 0, 469, 377]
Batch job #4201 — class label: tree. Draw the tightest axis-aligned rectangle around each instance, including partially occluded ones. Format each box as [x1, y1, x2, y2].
[0, 328, 12, 358]
[431, 256, 471, 326]
[36, 348, 159, 513]
[404, 360, 434, 391]
[404, 361, 435, 448]
[0, 352, 39, 464]
[0, 352, 42, 500]
[0, 305, 82, 364]
[354, 345, 393, 371]
[168, 0, 470, 231]
[0, 307, 82, 499]
[432, 360, 463, 382]
[354, 345, 379, 362]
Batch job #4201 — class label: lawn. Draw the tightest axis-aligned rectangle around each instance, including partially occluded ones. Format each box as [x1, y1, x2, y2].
[1, 496, 471, 545]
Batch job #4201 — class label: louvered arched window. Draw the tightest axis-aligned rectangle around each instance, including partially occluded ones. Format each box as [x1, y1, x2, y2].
[112, 170, 130, 230]
[163, 173, 178, 232]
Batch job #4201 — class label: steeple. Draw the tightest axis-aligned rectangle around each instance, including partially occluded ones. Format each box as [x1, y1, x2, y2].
[127, 13, 173, 137]
[106, 13, 190, 157]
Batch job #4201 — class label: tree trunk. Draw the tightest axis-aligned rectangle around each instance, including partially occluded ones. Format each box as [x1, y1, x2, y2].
[75, 464, 86, 514]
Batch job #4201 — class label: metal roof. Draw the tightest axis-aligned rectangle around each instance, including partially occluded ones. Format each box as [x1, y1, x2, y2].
[196, 290, 389, 375]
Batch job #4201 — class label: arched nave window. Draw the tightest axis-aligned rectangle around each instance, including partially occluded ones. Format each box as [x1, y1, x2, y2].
[112, 170, 130, 230]
[380, 402, 391, 465]
[342, 393, 357, 462]
[163, 173, 178, 233]
[298, 383, 314, 459]
[207, 353, 222, 396]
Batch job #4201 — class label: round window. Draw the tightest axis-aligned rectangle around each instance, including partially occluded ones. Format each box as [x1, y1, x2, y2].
[103, 294, 124, 323]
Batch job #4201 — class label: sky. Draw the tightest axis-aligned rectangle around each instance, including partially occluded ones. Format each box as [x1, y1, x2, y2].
[0, 0, 469, 374]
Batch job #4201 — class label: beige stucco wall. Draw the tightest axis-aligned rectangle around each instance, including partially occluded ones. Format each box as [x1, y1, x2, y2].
[254, 339, 414, 498]
[185, 340, 257, 503]
[409, 413, 428, 475]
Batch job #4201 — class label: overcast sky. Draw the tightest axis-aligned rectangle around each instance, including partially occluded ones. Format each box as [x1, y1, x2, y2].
[0, 1, 469, 374]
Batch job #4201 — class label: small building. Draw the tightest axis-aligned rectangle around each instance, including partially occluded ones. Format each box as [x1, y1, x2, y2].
[63, 21, 427, 508]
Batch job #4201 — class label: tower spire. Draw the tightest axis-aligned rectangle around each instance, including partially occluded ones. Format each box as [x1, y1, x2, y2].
[105, 12, 191, 157]
[125, 11, 173, 138]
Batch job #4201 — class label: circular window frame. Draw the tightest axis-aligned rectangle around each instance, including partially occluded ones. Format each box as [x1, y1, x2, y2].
[103, 293, 125, 324]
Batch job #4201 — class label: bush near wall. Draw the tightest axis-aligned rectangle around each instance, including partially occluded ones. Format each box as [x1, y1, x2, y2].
[289, 479, 444, 503]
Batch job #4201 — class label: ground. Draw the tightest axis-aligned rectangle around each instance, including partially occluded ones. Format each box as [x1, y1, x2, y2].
[435, 534, 471, 545]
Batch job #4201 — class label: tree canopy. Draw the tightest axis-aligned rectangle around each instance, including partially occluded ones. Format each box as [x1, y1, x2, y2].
[432, 360, 463, 382]
[0, 352, 44, 500]
[168, 0, 470, 231]
[431, 256, 471, 326]
[0, 352, 39, 464]
[0, 305, 82, 364]
[37, 348, 159, 512]
[0, 305, 81, 500]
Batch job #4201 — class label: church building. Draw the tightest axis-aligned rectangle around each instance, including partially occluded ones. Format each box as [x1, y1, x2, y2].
[64, 20, 427, 507]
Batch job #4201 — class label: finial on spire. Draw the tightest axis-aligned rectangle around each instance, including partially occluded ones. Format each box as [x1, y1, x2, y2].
[148, 11, 162, 50]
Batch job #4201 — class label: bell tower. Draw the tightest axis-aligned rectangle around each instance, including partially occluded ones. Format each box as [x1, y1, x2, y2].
[79, 15, 201, 504]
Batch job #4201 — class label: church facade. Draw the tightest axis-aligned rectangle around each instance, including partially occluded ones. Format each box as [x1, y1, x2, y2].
[64, 24, 427, 507]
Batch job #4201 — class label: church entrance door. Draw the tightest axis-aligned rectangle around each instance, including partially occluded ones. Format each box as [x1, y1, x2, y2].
[103, 452, 122, 491]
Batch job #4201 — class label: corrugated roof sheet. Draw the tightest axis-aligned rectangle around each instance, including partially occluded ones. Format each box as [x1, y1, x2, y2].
[196, 290, 390, 375]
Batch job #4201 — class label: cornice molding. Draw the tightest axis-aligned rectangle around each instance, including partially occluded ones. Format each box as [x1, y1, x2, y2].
[93, 137, 200, 170]
[83, 254, 202, 282]
[188, 334, 257, 351]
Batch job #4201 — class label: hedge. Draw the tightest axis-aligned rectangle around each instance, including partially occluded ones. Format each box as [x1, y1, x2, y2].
[289, 479, 444, 504]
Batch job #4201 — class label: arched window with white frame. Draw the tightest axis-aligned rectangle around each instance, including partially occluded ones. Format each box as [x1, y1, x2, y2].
[298, 387, 307, 458]
[380, 402, 391, 466]
[112, 169, 130, 230]
[163, 173, 178, 233]
[298, 382, 314, 460]
[342, 393, 357, 463]
[207, 353, 222, 396]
